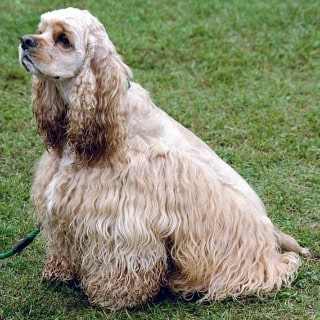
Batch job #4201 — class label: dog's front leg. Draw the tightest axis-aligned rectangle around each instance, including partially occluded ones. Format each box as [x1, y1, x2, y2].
[41, 225, 79, 283]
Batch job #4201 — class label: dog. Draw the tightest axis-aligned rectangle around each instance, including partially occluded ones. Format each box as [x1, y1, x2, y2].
[19, 7, 308, 310]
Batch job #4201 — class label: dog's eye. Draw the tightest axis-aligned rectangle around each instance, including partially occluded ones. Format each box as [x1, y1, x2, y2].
[57, 33, 71, 48]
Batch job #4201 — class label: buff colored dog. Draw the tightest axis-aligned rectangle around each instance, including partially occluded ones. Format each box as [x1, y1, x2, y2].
[19, 7, 308, 310]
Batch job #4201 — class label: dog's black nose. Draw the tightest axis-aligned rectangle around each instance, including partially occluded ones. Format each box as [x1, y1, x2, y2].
[21, 35, 38, 50]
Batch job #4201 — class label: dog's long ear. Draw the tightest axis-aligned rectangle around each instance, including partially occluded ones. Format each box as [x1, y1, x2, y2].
[32, 77, 67, 153]
[67, 18, 132, 165]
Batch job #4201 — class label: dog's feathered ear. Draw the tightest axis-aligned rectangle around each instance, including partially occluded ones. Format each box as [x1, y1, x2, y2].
[67, 18, 132, 165]
[32, 77, 67, 154]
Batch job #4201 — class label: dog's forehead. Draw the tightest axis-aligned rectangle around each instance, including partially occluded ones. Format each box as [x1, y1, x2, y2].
[39, 7, 91, 30]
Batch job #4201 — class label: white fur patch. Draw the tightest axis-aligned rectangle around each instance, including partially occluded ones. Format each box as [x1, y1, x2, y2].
[46, 174, 59, 215]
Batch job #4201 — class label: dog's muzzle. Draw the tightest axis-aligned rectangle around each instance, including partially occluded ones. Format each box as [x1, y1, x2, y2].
[19, 35, 39, 73]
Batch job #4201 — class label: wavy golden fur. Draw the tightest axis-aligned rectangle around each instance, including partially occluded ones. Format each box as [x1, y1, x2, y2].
[19, 7, 308, 310]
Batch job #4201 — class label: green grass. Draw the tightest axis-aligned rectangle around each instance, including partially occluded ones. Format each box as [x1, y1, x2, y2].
[0, 0, 319, 319]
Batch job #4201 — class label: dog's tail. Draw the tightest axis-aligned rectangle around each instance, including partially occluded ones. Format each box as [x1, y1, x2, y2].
[275, 228, 309, 256]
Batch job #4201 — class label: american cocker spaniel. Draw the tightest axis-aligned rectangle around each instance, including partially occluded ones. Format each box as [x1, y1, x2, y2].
[19, 7, 308, 310]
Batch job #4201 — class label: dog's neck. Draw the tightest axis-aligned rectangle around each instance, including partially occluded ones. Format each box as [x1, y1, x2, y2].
[55, 78, 76, 104]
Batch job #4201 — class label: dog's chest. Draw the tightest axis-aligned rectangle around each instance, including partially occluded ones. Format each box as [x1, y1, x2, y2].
[42, 153, 80, 219]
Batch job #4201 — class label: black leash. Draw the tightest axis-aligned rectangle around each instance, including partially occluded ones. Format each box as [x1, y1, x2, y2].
[0, 227, 41, 259]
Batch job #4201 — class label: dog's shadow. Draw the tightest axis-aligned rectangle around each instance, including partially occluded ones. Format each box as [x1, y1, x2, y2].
[41, 279, 91, 309]
[41, 279, 203, 313]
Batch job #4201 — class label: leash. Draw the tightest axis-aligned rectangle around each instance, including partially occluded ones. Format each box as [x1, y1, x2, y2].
[0, 227, 41, 259]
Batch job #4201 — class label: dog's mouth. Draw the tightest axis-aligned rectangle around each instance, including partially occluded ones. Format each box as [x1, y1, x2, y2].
[21, 54, 34, 72]
[19, 50, 60, 80]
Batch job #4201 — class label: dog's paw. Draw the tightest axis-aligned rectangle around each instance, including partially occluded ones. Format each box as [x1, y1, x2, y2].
[42, 255, 77, 282]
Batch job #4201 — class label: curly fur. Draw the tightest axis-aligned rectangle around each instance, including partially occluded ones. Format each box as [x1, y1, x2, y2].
[19, 7, 308, 310]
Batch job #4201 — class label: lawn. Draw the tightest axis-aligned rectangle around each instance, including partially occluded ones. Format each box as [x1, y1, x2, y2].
[0, 0, 319, 319]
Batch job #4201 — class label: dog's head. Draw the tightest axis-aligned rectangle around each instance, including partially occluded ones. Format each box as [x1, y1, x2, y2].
[19, 8, 98, 80]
